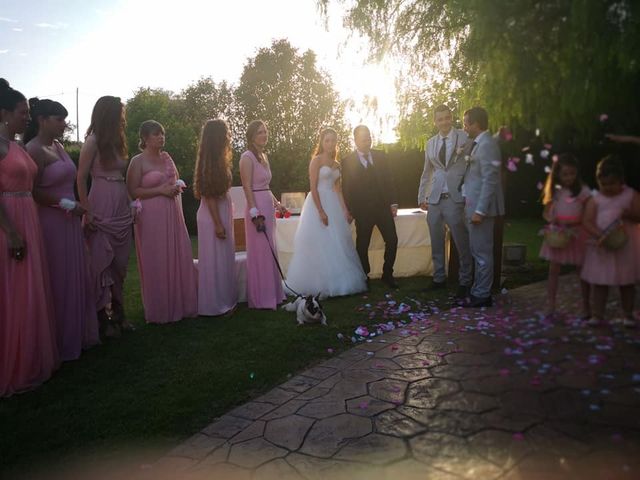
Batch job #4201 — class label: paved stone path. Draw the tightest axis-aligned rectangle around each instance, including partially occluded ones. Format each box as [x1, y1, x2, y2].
[149, 275, 640, 479]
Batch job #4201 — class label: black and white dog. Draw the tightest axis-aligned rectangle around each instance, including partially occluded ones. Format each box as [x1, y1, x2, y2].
[282, 294, 327, 326]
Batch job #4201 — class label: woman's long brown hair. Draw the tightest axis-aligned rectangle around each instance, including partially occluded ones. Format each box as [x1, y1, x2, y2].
[85, 96, 127, 166]
[541, 153, 583, 205]
[246, 119, 267, 164]
[312, 127, 339, 161]
[193, 119, 232, 199]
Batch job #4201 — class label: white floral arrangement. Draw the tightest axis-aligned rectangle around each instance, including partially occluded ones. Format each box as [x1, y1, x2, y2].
[58, 198, 77, 211]
[130, 199, 143, 215]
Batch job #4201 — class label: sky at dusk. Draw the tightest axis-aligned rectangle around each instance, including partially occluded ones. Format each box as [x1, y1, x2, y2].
[0, 0, 401, 142]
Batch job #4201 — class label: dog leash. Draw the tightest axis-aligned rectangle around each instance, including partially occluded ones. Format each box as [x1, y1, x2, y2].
[260, 229, 303, 298]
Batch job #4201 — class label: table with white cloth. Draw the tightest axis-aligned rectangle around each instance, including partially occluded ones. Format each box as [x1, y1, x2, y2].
[275, 208, 433, 279]
[201, 190, 435, 303]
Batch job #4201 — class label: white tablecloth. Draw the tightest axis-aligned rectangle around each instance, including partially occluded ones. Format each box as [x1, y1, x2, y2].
[275, 208, 433, 279]
[195, 209, 432, 303]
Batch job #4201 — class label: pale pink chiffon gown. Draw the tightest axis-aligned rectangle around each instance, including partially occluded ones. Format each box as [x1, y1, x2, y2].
[242, 151, 285, 309]
[84, 142, 133, 313]
[581, 186, 640, 286]
[134, 152, 197, 323]
[1, 142, 59, 397]
[36, 141, 99, 360]
[197, 193, 237, 316]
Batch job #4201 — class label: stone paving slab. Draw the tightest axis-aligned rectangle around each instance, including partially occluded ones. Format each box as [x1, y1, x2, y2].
[149, 275, 640, 479]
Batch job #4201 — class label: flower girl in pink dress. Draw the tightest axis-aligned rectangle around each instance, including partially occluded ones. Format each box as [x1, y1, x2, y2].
[539, 153, 591, 318]
[581, 155, 640, 327]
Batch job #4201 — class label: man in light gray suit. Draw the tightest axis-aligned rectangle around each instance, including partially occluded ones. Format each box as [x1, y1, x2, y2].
[460, 107, 505, 308]
[418, 104, 472, 298]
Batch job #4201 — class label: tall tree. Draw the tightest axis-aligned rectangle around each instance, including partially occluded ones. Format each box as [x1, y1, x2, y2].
[180, 78, 242, 148]
[320, 0, 640, 146]
[235, 39, 349, 194]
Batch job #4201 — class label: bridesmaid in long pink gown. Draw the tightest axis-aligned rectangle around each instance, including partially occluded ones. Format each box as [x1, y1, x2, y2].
[77, 96, 133, 337]
[239, 120, 286, 309]
[194, 119, 237, 316]
[25, 98, 99, 361]
[126, 120, 197, 324]
[0, 79, 59, 397]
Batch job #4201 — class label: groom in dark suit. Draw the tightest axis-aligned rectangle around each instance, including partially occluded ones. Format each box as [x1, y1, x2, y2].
[342, 125, 399, 288]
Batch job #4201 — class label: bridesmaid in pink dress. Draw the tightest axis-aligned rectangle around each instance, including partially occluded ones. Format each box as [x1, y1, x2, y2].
[239, 120, 286, 309]
[0, 79, 59, 397]
[194, 119, 237, 316]
[126, 120, 197, 324]
[25, 98, 99, 359]
[77, 96, 133, 337]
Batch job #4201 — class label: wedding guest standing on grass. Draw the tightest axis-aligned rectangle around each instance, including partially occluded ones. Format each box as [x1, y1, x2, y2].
[77, 96, 133, 338]
[194, 119, 237, 316]
[25, 98, 99, 360]
[0, 79, 59, 397]
[240, 120, 286, 310]
[126, 120, 197, 324]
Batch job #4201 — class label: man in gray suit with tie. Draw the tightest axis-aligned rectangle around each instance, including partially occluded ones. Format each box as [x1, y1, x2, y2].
[418, 104, 472, 298]
[460, 107, 505, 308]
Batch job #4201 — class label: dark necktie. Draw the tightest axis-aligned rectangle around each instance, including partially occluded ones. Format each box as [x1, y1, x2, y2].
[439, 137, 447, 165]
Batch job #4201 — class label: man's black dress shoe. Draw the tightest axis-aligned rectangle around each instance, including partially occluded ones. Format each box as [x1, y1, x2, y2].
[382, 275, 399, 289]
[421, 280, 446, 293]
[461, 295, 492, 308]
[455, 285, 471, 299]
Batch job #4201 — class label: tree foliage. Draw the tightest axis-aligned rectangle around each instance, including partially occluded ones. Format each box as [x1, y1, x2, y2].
[123, 40, 348, 231]
[235, 39, 349, 193]
[321, 0, 640, 146]
[125, 88, 196, 178]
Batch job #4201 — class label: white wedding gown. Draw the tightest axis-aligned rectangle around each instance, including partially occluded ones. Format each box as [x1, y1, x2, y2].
[285, 166, 367, 297]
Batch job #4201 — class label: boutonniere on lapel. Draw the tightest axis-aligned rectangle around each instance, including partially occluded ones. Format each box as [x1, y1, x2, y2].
[452, 146, 466, 165]
[464, 152, 475, 166]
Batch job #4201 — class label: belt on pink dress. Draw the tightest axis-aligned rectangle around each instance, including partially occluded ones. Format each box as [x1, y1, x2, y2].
[94, 175, 124, 182]
[1, 191, 32, 197]
[253, 188, 270, 192]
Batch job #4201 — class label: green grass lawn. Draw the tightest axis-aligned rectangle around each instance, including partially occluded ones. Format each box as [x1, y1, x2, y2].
[0, 217, 546, 477]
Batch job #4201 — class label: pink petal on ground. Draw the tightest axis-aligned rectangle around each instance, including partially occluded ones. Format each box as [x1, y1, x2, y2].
[599, 113, 609, 122]
[512, 432, 525, 441]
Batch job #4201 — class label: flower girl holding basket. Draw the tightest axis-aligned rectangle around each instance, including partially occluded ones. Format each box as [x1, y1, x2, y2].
[540, 154, 592, 318]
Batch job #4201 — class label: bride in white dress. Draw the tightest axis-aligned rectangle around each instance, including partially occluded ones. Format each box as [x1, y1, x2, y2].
[286, 128, 367, 297]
